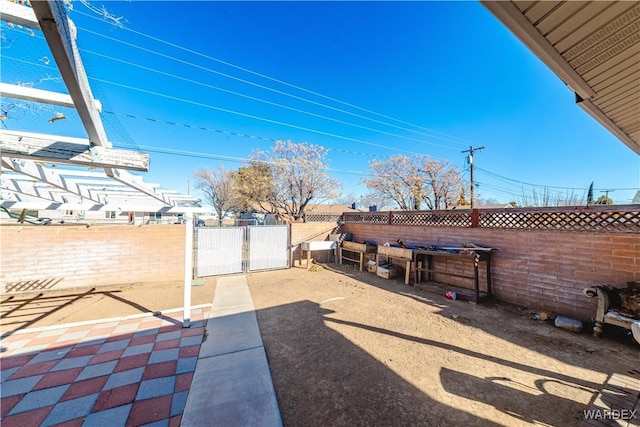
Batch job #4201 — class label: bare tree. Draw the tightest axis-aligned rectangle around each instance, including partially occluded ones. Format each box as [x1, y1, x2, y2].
[193, 165, 235, 225]
[241, 141, 341, 220]
[363, 154, 464, 210]
[517, 187, 586, 207]
[420, 157, 465, 210]
[362, 155, 423, 210]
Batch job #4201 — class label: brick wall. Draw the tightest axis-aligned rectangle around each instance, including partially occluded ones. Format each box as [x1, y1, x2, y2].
[290, 222, 339, 265]
[1, 224, 186, 293]
[339, 223, 640, 321]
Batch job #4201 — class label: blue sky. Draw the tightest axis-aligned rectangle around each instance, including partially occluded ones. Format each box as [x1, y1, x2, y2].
[2, 1, 639, 205]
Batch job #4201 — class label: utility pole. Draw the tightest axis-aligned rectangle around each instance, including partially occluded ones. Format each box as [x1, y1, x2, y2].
[462, 145, 485, 209]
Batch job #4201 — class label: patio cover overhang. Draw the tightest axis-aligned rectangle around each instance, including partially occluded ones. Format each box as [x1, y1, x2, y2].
[481, 1, 640, 155]
[1, 0, 206, 327]
[0, 0, 206, 214]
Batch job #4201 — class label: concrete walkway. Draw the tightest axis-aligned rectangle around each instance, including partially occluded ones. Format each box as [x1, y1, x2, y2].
[182, 275, 283, 427]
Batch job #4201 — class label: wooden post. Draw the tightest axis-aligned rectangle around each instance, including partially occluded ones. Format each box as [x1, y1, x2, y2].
[471, 209, 480, 228]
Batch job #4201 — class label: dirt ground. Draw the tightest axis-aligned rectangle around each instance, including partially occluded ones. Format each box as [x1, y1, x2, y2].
[2, 267, 638, 426]
[0, 278, 216, 334]
[247, 264, 639, 427]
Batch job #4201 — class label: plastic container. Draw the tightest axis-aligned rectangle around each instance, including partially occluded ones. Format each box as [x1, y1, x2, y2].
[445, 291, 457, 300]
[554, 316, 583, 333]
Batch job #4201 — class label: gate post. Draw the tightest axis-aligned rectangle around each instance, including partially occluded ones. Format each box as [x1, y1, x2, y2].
[183, 216, 194, 327]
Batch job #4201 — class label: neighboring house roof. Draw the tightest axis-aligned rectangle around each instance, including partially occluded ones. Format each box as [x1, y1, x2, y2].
[305, 204, 358, 213]
[246, 203, 358, 215]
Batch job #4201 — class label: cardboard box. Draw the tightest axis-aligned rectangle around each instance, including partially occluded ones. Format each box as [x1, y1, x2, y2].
[376, 266, 397, 279]
[367, 263, 377, 273]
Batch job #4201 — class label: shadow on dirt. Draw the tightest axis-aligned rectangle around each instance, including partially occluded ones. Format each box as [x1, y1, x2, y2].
[0, 288, 155, 338]
[255, 299, 503, 426]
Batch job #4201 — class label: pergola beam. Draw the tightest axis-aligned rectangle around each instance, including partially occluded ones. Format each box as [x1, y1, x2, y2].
[0, 130, 149, 171]
[0, 82, 103, 111]
[0, 200, 210, 214]
[109, 169, 172, 204]
[2, 158, 103, 204]
[30, 1, 110, 149]
[0, 0, 40, 29]
[0, 178, 66, 203]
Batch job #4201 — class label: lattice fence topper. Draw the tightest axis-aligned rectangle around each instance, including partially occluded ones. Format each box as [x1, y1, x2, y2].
[335, 205, 640, 233]
[304, 213, 343, 223]
[479, 205, 640, 232]
[341, 212, 389, 224]
[392, 211, 471, 227]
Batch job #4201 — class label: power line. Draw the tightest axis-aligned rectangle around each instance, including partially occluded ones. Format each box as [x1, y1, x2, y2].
[103, 110, 388, 159]
[120, 143, 381, 178]
[80, 48, 460, 151]
[476, 166, 638, 193]
[1, 55, 459, 164]
[75, 16, 472, 148]
[90, 76, 424, 155]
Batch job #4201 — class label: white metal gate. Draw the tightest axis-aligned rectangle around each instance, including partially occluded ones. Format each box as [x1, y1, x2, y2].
[248, 225, 289, 272]
[195, 225, 289, 277]
[195, 227, 244, 276]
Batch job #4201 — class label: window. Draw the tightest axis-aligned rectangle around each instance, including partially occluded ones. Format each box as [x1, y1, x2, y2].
[65, 210, 74, 216]
[105, 211, 116, 219]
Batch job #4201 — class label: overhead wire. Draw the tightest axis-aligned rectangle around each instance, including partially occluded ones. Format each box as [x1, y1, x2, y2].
[4, 52, 440, 157]
[89, 76, 423, 155]
[121, 143, 383, 178]
[103, 111, 388, 159]
[2, 55, 434, 161]
[75, 16, 472, 148]
[476, 166, 637, 193]
[80, 48, 458, 150]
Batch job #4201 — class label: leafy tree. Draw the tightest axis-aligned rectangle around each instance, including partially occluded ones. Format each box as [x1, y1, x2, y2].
[241, 141, 341, 220]
[232, 162, 279, 214]
[362, 154, 464, 210]
[193, 165, 236, 226]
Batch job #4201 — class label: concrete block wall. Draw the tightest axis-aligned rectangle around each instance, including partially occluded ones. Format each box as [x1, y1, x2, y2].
[339, 223, 640, 321]
[1, 224, 186, 294]
[290, 222, 339, 265]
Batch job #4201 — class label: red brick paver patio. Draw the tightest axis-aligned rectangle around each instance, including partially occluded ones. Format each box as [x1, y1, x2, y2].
[0, 307, 210, 426]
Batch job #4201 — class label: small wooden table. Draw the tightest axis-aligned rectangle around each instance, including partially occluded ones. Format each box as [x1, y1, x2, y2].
[339, 241, 376, 271]
[413, 249, 492, 303]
